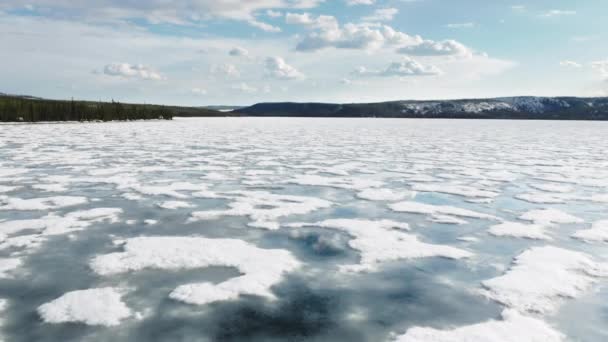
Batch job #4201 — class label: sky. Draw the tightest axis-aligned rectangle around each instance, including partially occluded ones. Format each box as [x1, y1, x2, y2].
[0, 0, 607, 106]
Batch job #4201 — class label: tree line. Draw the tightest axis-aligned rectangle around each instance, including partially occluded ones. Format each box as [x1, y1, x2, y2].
[0, 96, 173, 122]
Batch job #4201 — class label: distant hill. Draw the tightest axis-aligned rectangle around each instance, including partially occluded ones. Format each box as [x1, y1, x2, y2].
[235, 97, 608, 120]
[0, 93, 228, 122]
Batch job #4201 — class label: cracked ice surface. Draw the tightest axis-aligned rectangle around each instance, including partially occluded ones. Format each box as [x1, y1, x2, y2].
[1, 118, 608, 341]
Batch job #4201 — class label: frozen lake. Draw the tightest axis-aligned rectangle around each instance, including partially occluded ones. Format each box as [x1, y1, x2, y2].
[1, 117, 608, 341]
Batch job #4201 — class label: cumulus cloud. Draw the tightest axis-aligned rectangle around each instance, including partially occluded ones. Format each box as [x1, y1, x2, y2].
[265, 57, 305, 80]
[353, 57, 442, 78]
[103, 63, 163, 80]
[398, 39, 473, 58]
[293, 18, 422, 52]
[362, 8, 399, 22]
[0, 0, 321, 30]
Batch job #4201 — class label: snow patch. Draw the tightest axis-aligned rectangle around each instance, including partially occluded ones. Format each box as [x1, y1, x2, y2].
[37, 288, 132, 326]
[90, 237, 300, 305]
[356, 188, 412, 202]
[190, 191, 332, 230]
[572, 220, 608, 243]
[412, 183, 499, 198]
[390, 201, 497, 220]
[481, 246, 608, 314]
[489, 222, 551, 240]
[392, 309, 564, 342]
[0, 196, 87, 211]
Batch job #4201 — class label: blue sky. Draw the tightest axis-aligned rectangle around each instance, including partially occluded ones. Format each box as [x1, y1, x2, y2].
[0, 0, 606, 106]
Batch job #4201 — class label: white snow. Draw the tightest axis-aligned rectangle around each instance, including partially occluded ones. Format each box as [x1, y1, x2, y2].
[157, 201, 194, 209]
[393, 309, 564, 342]
[481, 246, 608, 314]
[90, 236, 300, 305]
[0, 196, 88, 211]
[515, 192, 577, 204]
[287, 175, 383, 190]
[130, 182, 206, 199]
[430, 215, 468, 225]
[0, 208, 122, 252]
[390, 201, 497, 220]
[0, 258, 22, 278]
[572, 220, 608, 243]
[37, 288, 132, 326]
[412, 183, 499, 198]
[488, 222, 551, 240]
[529, 183, 573, 193]
[190, 191, 332, 230]
[356, 188, 410, 202]
[519, 208, 583, 226]
[288, 219, 472, 272]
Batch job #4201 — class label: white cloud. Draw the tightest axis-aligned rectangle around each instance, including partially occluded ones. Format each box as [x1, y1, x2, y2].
[540, 10, 576, 18]
[0, 0, 322, 30]
[265, 56, 305, 80]
[353, 57, 442, 78]
[346, 0, 375, 5]
[295, 20, 422, 52]
[248, 20, 281, 32]
[559, 60, 582, 68]
[398, 39, 473, 58]
[103, 63, 163, 80]
[285, 12, 338, 30]
[362, 8, 399, 22]
[591, 60, 608, 78]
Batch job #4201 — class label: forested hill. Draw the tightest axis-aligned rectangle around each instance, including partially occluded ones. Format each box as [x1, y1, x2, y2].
[235, 97, 608, 120]
[0, 94, 226, 122]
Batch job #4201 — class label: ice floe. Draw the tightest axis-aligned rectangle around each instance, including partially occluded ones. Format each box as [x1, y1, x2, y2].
[390, 201, 497, 220]
[356, 188, 412, 202]
[287, 219, 472, 272]
[157, 201, 194, 210]
[488, 222, 551, 240]
[412, 183, 499, 198]
[287, 175, 383, 190]
[572, 220, 608, 243]
[90, 237, 300, 305]
[0, 208, 122, 252]
[37, 288, 132, 326]
[519, 208, 583, 226]
[481, 246, 608, 314]
[190, 191, 332, 230]
[393, 309, 564, 342]
[529, 183, 573, 193]
[0, 196, 87, 211]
